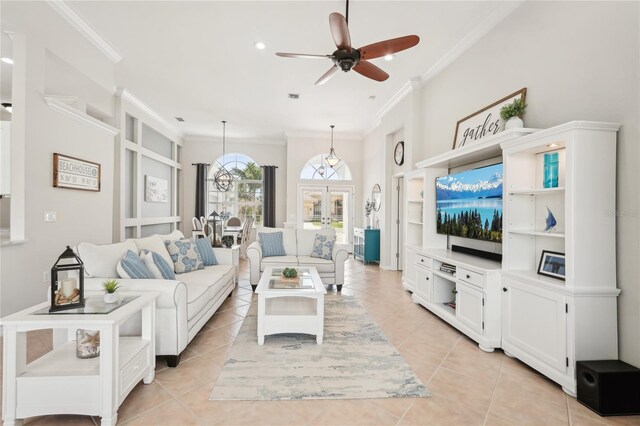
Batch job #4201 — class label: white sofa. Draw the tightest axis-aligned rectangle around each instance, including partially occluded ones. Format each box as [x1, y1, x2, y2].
[76, 230, 235, 367]
[247, 227, 349, 291]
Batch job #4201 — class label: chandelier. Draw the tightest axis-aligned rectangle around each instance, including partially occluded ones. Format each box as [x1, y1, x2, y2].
[214, 120, 233, 192]
[325, 124, 341, 168]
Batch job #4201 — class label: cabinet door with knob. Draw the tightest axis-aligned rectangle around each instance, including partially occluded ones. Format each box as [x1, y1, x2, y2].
[415, 267, 432, 302]
[501, 278, 568, 373]
[457, 281, 484, 334]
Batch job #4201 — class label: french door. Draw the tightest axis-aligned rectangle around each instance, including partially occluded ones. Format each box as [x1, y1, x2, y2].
[298, 185, 353, 245]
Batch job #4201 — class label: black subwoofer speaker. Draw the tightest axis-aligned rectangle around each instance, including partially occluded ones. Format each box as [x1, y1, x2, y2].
[576, 360, 640, 416]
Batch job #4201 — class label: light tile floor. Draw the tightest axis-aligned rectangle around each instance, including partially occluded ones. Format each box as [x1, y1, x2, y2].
[2, 258, 639, 425]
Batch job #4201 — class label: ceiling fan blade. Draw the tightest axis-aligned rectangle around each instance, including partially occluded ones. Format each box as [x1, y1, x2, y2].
[359, 35, 420, 60]
[329, 12, 352, 51]
[276, 52, 333, 59]
[353, 60, 389, 82]
[315, 66, 339, 86]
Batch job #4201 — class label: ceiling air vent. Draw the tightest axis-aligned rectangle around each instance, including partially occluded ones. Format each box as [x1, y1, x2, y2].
[175, 117, 185, 122]
[288, 93, 300, 100]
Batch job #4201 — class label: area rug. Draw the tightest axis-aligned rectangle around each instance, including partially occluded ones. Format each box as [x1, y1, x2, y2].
[209, 296, 430, 401]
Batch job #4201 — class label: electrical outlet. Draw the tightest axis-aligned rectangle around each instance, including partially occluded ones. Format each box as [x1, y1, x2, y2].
[44, 211, 57, 222]
[43, 271, 50, 283]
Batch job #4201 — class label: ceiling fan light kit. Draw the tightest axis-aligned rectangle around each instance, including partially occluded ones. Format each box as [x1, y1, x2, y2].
[275, 0, 420, 85]
[213, 120, 233, 192]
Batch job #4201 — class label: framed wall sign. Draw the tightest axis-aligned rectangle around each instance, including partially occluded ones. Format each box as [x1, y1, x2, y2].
[53, 153, 101, 191]
[453, 88, 527, 150]
[145, 175, 169, 203]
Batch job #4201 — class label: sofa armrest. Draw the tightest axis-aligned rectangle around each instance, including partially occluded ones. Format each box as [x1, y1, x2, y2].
[332, 244, 349, 286]
[84, 277, 187, 310]
[212, 247, 234, 264]
[247, 241, 262, 285]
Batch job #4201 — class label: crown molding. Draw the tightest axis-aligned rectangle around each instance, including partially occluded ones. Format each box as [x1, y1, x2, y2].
[44, 95, 119, 136]
[47, 0, 122, 63]
[370, 0, 525, 132]
[284, 129, 362, 141]
[184, 135, 287, 146]
[118, 88, 183, 139]
[420, 0, 525, 85]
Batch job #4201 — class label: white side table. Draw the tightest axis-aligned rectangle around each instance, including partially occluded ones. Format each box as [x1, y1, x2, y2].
[1, 292, 158, 426]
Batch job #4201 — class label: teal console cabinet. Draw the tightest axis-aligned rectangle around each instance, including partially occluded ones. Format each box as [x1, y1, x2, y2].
[354, 227, 380, 264]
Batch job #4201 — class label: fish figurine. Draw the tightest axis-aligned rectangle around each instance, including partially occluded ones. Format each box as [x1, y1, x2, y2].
[544, 206, 557, 232]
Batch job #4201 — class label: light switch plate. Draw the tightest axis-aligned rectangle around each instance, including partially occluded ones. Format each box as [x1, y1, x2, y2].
[44, 211, 57, 222]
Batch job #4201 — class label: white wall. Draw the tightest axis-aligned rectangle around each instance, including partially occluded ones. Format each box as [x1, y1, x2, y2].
[0, 2, 117, 316]
[181, 137, 287, 234]
[285, 134, 363, 234]
[372, 1, 640, 365]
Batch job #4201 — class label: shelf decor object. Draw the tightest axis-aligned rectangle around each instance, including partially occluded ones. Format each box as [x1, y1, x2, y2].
[76, 329, 100, 359]
[453, 88, 527, 149]
[537, 250, 566, 281]
[543, 151, 559, 188]
[50, 246, 85, 312]
[207, 211, 223, 247]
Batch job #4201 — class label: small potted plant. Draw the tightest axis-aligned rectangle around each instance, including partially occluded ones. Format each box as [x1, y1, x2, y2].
[281, 267, 299, 283]
[500, 98, 527, 129]
[102, 279, 120, 304]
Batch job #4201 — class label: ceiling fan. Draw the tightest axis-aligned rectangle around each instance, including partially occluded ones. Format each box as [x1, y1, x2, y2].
[276, 0, 420, 85]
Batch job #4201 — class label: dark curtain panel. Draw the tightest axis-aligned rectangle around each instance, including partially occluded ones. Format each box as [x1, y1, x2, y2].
[262, 165, 278, 227]
[194, 163, 208, 219]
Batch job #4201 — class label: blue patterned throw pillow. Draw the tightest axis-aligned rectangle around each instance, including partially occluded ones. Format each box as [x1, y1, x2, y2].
[310, 234, 335, 260]
[194, 238, 217, 266]
[164, 238, 204, 274]
[259, 232, 286, 257]
[117, 250, 155, 279]
[141, 250, 176, 280]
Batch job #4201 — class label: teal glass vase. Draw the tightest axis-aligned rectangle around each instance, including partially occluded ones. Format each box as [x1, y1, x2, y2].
[543, 152, 559, 188]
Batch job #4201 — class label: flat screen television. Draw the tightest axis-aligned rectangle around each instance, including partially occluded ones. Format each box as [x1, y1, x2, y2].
[436, 163, 503, 243]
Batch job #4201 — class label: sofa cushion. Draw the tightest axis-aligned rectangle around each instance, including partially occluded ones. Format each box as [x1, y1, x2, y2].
[159, 229, 185, 242]
[256, 227, 297, 255]
[134, 235, 173, 269]
[77, 240, 137, 278]
[179, 264, 233, 287]
[310, 234, 336, 260]
[260, 255, 299, 270]
[297, 255, 335, 273]
[141, 250, 176, 280]
[165, 238, 204, 274]
[183, 282, 211, 321]
[117, 250, 155, 279]
[297, 228, 335, 256]
[194, 238, 217, 266]
[259, 231, 286, 257]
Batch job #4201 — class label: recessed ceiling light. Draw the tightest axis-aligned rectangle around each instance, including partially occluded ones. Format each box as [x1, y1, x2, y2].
[175, 117, 185, 122]
[547, 143, 560, 148]
[288, 93, 300, 99]
[1, 57, 13, 65]
[2, 103, 12, 113]
[368, 95, 376, 101]
[254, 41, 266, 50]
[384, 54, 394, 61]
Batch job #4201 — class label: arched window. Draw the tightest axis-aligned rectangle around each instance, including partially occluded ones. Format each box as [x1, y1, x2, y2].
[208, 153, 262, 225]
[299, 154, 352, 180]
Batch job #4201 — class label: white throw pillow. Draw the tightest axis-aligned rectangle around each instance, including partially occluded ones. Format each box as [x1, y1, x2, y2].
[134, 235, 173, 269]
[140, 250, 163, 279]
[158, 230, 185, 242]
[77, 240, 137, 278]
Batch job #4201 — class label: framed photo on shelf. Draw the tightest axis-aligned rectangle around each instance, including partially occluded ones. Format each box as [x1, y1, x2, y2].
[537, 250, 566, 281]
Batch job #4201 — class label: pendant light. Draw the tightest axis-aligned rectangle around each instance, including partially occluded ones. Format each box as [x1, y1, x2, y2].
[317, 154, 326, 177]
[325, 124, 341, 168]
[213, 120, 233, 192]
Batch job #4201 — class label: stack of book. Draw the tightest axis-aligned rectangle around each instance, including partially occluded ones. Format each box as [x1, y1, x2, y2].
[440, 263, 456, 275]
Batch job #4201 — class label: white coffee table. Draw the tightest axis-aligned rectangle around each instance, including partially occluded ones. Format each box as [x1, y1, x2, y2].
[256, 266, 326, 345]
[1, 292, 158, 426]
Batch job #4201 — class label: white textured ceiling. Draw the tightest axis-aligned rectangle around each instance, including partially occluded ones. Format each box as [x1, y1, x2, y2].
[15, 1, 510, 139]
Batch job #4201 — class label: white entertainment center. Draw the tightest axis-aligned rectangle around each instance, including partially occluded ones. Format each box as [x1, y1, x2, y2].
[402, 121, 620, 395]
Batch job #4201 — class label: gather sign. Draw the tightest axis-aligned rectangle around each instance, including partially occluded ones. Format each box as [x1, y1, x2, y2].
[452, 88, 527, 150]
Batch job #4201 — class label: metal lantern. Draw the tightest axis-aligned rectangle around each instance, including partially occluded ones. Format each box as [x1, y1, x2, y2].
[208, 211, 223, 247]
[50, 246, 85, 312]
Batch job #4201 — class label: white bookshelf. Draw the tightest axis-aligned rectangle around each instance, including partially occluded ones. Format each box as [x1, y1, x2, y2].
[501, 121, 620, 395]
